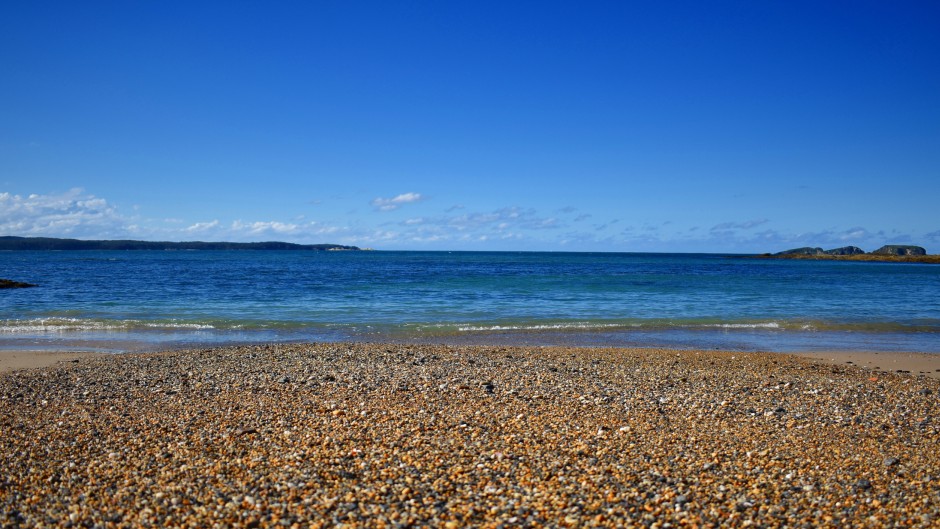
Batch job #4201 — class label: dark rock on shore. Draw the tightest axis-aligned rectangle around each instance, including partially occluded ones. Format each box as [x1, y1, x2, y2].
[0, 279, 36, 289]
[872, 245, 927, 256]
[823, 246, 865, 256]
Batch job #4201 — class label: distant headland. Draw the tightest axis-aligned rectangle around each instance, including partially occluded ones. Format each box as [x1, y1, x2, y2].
[0, 236, 361, 252]
[761, 244, 940, 264]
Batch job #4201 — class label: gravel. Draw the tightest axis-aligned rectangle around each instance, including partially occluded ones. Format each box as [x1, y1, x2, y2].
[2, 342, 939, 527]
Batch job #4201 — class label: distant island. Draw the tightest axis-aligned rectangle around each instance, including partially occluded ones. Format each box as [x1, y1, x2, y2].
[761, 244, 940, 264]
[0, 236, 360, 252]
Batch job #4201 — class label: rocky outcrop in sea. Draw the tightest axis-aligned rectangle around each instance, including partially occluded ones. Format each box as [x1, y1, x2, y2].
[872, 245, 927, 256]
[775, 244, 928, 258]
[823, 246, 865, 256]
[0, 279, 36, 289]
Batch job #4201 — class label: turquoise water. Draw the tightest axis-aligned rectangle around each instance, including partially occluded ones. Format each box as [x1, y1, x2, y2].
[2, 250, 939, 353]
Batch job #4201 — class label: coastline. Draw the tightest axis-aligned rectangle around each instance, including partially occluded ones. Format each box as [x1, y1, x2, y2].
[4, 343, 940, 379]
[3, 342, 939, 526]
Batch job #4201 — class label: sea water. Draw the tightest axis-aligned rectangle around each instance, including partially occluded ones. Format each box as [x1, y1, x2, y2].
[2, 250, 938, 353]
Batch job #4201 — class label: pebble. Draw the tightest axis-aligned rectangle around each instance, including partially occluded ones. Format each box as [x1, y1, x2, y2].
[2, 342, 938, 527]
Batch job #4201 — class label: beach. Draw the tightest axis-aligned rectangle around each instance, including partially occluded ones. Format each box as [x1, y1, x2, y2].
[2, 343, 938, 527]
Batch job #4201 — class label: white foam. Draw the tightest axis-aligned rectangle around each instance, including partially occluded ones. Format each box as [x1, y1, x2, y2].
[142, 322, 216, 330]
[0, 318, 216, 333]
[705, 322, 782, 330]
[457, 322, 622, 332]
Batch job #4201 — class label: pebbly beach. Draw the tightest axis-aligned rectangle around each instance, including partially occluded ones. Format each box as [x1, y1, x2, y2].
[2, 342, 939, 528]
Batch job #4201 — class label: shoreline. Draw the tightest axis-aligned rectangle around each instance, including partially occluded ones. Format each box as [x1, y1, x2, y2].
[3, 342, 938, 526]
[4, 342, 940, 380]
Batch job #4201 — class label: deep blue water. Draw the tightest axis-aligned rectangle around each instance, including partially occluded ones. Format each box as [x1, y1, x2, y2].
[2, 250, 939, 353]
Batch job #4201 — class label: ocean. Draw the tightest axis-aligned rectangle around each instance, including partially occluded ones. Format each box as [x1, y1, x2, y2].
[2, 250, 939, 353]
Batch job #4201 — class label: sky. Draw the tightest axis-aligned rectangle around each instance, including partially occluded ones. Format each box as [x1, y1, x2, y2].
[2, 1, 938, 252]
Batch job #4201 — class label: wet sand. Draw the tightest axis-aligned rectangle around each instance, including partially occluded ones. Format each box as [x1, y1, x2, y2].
[2, 343, 938, 527]
[0, 350, 103, 373]
[796, 350, 940, 380]
[5, 347, 939, 379]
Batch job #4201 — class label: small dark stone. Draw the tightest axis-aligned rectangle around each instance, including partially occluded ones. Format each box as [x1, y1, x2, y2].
[883, 457, 900, 467]
[337, 471, 357, 479]
[917, 388, 932, 396]
[855, 479, 872, 490]
[279, 376, 291, 383]
[482, 382, 495, 393]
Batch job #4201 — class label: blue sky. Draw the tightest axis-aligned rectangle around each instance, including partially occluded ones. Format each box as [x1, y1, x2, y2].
[2, 1, 938, 252]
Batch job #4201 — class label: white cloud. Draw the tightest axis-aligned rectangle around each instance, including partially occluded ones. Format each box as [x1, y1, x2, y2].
[0, 189, 607, 249]
[371, 192, 424, 211]
[710, 219, 769, 232]
[180, 219, 357, 242]
[695, 225, 904, 253]
[184, 220, 220, 233]
[231, 220, 301, 236]
[444, 207, 559, 232]
[0, 189, 360, 243]
[0, 189, 130, 238]
[366, 206, 566, 248]
[7, 189, 928, 252]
